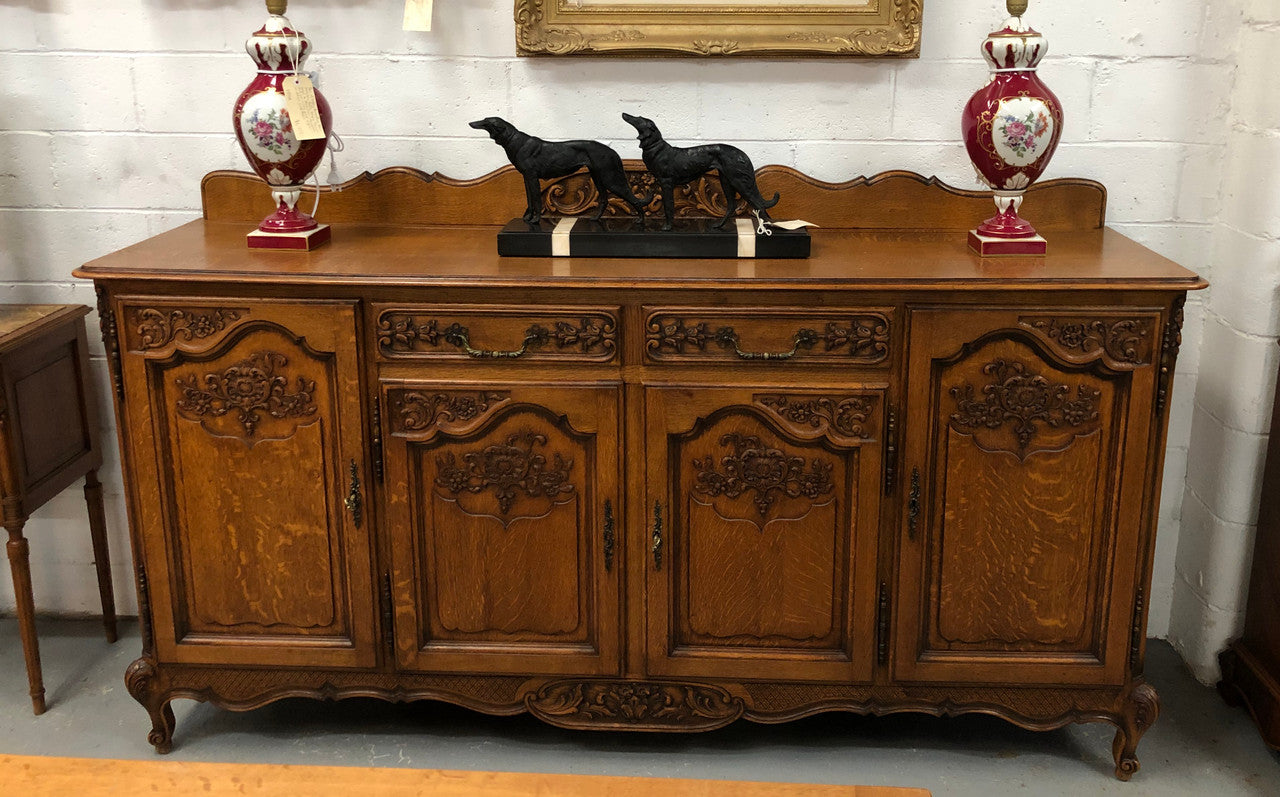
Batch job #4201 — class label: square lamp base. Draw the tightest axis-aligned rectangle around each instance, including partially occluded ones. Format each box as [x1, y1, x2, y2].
[968, 230, 1046, 257]
[247, 224, 331, 251]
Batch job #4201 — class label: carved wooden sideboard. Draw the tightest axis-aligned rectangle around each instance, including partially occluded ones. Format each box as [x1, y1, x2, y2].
[75, 166, 1205, 779]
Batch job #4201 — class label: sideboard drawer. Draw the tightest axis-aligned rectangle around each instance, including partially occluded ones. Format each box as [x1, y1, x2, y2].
[644, 307, 893, 365]
[374, 305, 619, 363]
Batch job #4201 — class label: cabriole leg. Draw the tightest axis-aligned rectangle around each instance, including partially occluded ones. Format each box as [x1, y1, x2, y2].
[125, 657, 175, 753]
[1112, 682, 1160, 780]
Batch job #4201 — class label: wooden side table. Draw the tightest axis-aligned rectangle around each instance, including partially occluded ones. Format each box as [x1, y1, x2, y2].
[0, 305, 116, 715]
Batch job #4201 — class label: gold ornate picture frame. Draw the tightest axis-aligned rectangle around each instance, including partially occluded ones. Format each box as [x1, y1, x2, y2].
[515, 0, 922, 57]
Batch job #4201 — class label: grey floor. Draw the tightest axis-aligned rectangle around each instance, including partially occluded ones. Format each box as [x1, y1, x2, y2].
[1, 620, 1278, 795]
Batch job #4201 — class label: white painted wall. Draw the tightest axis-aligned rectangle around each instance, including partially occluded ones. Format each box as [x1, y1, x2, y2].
[0, 0, 1240, 661]
[1168, 0, 1280, 683]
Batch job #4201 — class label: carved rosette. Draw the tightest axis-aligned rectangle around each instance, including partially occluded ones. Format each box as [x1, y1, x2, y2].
[527, 681, 744, 730]
[132, 307, 245, 349]
[1020, 317, 1152, 365]
[693, 433, 834, 518]
[435, 432, 575, 517]
[389, 390, 511, 433]
[174, 351, 318, 438]
[755, 394, 876, 439]
[949, 359, 1100, 454]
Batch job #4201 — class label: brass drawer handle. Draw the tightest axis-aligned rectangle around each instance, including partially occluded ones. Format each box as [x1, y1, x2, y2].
[344, 460, 363, 528]
[652, 501, 663, 570]
[907, 467, 920, 540]
[713, 326, 819, 361]
[603, 499, 615, 572]
[442, 322, 549, 359]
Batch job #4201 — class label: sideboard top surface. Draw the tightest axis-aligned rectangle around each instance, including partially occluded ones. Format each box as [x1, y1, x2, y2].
[75, 221, 1205, 293]
[73, 166, 1206, 292]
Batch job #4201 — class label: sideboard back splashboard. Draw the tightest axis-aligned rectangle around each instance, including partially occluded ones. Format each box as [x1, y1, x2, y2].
[75, 166, 1205, 780]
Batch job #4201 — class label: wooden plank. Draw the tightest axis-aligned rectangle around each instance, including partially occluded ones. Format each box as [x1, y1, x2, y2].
[0, 755, 930, 797]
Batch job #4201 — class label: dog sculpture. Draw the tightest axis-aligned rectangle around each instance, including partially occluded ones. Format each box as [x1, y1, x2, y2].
[622, 113, 780, 231]
[470, 117, 649, 225]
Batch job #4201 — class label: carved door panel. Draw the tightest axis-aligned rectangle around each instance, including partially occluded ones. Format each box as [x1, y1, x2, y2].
[645, 386, 884, 683]
[118, 299, 376, 668]
[382, 382, 621, 675]
[896, 308, 1162, 685]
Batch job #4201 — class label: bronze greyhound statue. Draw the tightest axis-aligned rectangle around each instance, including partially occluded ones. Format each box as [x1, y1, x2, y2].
[470, 117, 649, 225]
[622, 112, 779, 231]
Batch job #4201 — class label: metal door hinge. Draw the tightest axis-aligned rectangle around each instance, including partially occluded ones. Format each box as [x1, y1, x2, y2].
[371, 396, 384, 483]
[382, 572, 395, 662]
[652, 501, 663, 570]
[1129, 586, 1146, 669]
[877, 580, 890, 666]
[884, 406, 898, 495]
[907, 467, 920, 540]
[603, 499, 615, 572]
[344, 460, 362, 528]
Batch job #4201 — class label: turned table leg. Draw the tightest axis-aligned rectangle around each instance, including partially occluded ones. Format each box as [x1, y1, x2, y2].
[5, 518, 45, 715]
[83, 470, 117, 643]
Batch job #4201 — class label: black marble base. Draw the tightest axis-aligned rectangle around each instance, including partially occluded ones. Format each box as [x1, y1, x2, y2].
[497, 217, 810, 259]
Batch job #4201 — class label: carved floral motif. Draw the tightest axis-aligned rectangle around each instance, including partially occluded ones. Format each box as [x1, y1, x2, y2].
[755, 394, 875, 438]
[1021, 317, 1152, 365]
[435, 432, 575, 516]
[1156, 297, 1185, 416]
[949, 359, 1100, 452]
[528, 681, 743, 729]
[174, 351, 317, 437]
[646, 315, 890, 363]
[693, 433, 834, 518]
[134, 307, 246, 349]
[390, 390, 511, 433]
[377, 314, 615, 357]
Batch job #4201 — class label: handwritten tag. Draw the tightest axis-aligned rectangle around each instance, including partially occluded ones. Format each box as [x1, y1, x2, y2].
[403, 0, 433, 31]
[283, 75, 326, 141]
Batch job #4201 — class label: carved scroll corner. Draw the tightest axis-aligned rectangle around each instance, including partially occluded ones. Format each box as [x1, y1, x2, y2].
[754, 393, 878, 439]
[387, 389, 512, 434]
[1018, 316, 1154, 368]
[130, 306, 248, 351]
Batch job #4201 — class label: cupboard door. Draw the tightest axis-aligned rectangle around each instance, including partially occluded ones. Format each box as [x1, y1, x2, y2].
[896, 308, 1161, 685]
[382, 382, 621, 675]
[119, 300, 376, 668]
[645, 386, 884, 683]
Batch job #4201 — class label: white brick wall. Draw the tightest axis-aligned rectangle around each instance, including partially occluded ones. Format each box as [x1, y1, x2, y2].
[0, 0, 1236, 645]
[1169, 2, 1280, 683]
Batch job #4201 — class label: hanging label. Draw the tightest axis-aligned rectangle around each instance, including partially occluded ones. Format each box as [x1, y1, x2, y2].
[283, 75, 326, 141]
[403, 0, 433, 31]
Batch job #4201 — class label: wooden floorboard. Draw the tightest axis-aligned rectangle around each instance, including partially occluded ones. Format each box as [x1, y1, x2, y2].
[0, 754, 930, 796]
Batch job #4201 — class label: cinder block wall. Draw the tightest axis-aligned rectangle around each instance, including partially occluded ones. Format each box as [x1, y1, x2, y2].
[0, 0, 1244, 667]
[1168, 0, 1280, 682]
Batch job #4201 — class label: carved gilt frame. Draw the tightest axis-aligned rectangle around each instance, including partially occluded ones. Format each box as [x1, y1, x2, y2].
[515, 0, 922, 57]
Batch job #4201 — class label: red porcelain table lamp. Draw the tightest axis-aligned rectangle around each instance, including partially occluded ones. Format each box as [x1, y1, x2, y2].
[233, 0, 334, 250]
[961, 0, 1063, 256]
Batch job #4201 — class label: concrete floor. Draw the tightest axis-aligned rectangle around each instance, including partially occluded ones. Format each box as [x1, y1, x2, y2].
[1, 620, 1278, 796]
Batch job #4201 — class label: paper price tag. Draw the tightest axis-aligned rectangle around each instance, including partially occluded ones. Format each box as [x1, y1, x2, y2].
[403, 0, 433, 31]
[283, 75, 326, 141]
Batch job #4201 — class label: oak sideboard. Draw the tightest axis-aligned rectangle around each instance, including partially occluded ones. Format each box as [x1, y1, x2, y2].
[75, 165, 1205, 780]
